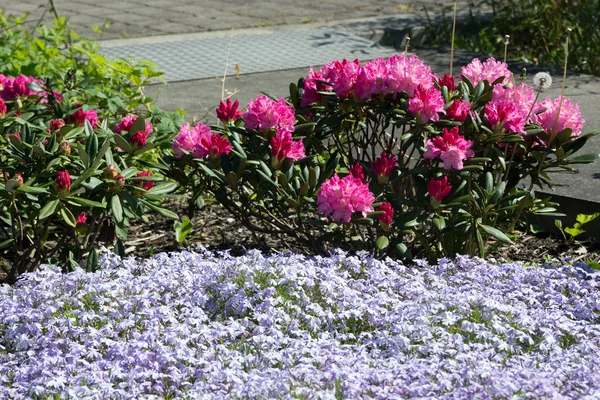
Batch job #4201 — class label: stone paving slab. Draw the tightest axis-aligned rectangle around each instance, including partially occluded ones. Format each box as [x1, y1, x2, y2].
[0, 0, 466, 40]
[100, 26, 398, 81]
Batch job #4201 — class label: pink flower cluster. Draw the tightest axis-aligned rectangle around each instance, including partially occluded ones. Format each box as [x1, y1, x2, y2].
[271, 128, 305, 165]
[115, 115, 153, 136]
[408, 85, 445, 123]
[317, 173, 375, 223]
[424, 127, 474, 170]
[532, 97, 584, 138]
[115, 115, 154, 147]
[302, 54, 436, 104]
[460, 57, 512, 87]
[484, 83, 537, 133]
[0, 98, 6, 118]
[173, 122, 232, 160]
[0, 74, 39, 100]
[243, 95, 295, 133]
[67, 104, 98, 128]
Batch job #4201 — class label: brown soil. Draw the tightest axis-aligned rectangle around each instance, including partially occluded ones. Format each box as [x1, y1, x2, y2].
[2, 200, 599, 284]
[123, 199, 600, 266]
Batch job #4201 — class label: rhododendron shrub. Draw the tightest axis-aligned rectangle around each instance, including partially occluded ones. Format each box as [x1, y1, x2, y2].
[288, 53, 598, 259]
[0, 79, 180, 283]
[167, 95, 351, 252]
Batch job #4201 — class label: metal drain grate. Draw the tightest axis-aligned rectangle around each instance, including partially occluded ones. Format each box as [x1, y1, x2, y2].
[100, 28, 398, 83]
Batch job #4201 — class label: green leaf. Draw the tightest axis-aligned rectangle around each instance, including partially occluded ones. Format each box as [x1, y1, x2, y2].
[84, 118, 95, 138]
[174, 217, 193, 245]
[576, 212, 600, 225]
[433, 216, 446, 231]
[60, 206, 77, 227]
[147, 182, 178, 195]
[86, 248, 99, 273]
[17, 185, 48, 194]
[564, 227, 585, 238]
[128, 117, 147, 135]
[111, 195, 124, 223]
[113, 133, 132, 154]
[85, 131, 99, 160]
[141, 200, 179, 219]
[67, 197, 106, 208]
[72, 139, 110, 189]
[39, 199, 60, 220]
[0, 238, 14, 249]
[77, 142, 90, 168]
[478, 223, 512, 244]
[566, 153, 600, 164]
[375, 236, 389, 250]
[115, 239, 126, 257]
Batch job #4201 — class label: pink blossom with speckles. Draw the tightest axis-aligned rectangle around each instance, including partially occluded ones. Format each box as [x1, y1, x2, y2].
[424, 127, 474, 170]
[317, 173, 375, 223]
[408, 85, 445, 123]
[244, 95, 296, 132]
[461, 57, 511, 87]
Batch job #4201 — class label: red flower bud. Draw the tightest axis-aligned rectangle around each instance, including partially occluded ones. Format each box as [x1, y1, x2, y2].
[377, 202, 394, 226]
[50, 119, 65, 132]
[129, 130, 148, 147]
[76, 212, 87, 225]
[55, 171, 71, 196]
[135, 171, 154, 192]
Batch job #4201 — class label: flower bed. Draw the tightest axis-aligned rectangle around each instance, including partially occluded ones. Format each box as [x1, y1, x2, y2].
[1, 250, 599, 398]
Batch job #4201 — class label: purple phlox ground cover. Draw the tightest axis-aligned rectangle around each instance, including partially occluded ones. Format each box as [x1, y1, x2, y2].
[0, 248, 599, 399]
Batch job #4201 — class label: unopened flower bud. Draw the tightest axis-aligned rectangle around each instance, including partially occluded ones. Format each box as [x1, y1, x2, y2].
[103, 164, 118, 180]
[55, 171, 71, 197]
[14, 173, 24, 187]
[59, 141, 71, 156]
[76, 212, 87, 225]
[109, 174, 126, 192]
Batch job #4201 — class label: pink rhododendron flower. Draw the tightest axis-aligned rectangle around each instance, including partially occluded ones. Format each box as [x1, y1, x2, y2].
[446, 99, 471, 123]
[243, 95, 295, 133]
[484, 100, 527, 133]
[371, 152, 397, 184]
[198, 131, 233, 160]
[355, 58, 389, 100]
[319, 59, 361, 99]
[349, 163, 366, 181]
[0, 98, 6, 117]
[301, 66, 331, 106]
[408, 85, 445, 123]
[216, 98, 243, 123]
[68, 105, 98, 128]
[172, 122, 232, 159]
[492, 83, 537, 118]
[0, 75, 39, 100]
[461, 57, 511, 87]
[387, 53, 435, 96]
[114, 115, 153, 136]
[531, 97, 584, 139]
[76, 212, 87, 225]
[135, 171, 155, 191]
[377, 202, 394, 226]
[317, 173, 375, 223]
[435, 73, 455, 91]
[271, 128, 305, 164]
[424, 127, 474, 170]
[55, 171, 71, 196]
[428, 176, 452, 201]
